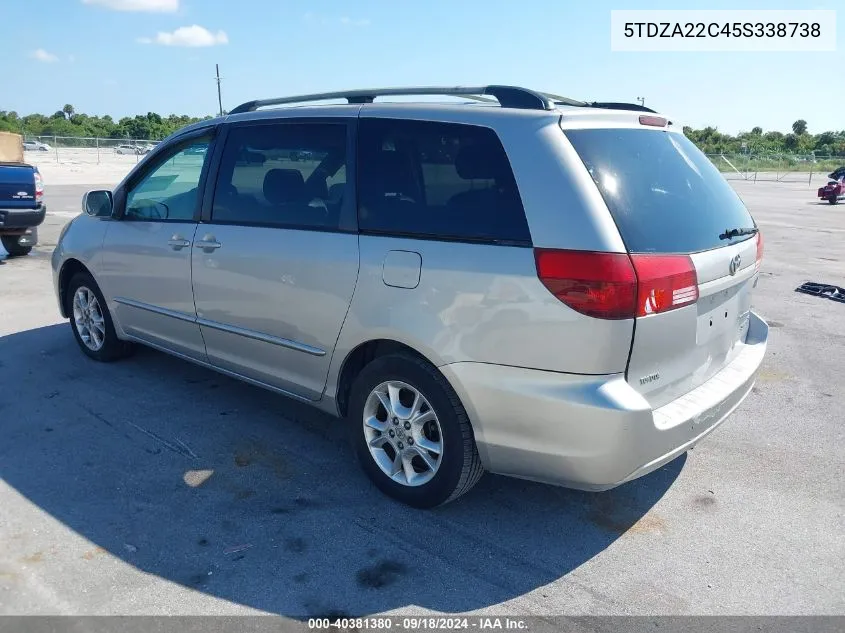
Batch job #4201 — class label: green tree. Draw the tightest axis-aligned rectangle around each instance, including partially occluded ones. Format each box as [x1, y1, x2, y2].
[751, 126, 762, 135]
[62, 104, 75, 120]
[784, 133, 798, 150]
[792, 119, 807, 135]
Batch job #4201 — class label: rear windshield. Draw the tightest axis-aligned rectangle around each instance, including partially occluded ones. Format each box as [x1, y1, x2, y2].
[565, 128, 755, 253]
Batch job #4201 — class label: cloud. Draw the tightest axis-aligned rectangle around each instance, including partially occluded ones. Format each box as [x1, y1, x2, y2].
[31, 49, 59, 63]
[137, 25, 228, 47]
[304, 13, 370, 27]
[82, 0, 178, 12]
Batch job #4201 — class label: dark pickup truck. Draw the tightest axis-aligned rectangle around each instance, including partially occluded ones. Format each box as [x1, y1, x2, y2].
[0, 162, 46, 256]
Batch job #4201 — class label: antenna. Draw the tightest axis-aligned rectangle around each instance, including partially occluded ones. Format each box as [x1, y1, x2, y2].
[636, 96, 645, 107]
[215, 64, 223, 117]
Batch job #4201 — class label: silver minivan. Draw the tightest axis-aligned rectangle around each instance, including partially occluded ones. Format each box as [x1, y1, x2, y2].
[52, 86, 768, 507]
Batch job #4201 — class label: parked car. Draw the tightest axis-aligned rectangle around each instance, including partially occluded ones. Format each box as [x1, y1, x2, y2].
[23, 140, 51, 152]
[115, 144, 142, 155]
[1, 162, 46, 256]
[51, 85, 769, 508]
[184, 143, 208, 155]
[818, 167, 845, 204]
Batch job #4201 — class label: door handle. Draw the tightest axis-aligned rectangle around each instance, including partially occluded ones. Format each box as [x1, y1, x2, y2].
[168, 236, 191, 250]
[194, 235, 222, 251]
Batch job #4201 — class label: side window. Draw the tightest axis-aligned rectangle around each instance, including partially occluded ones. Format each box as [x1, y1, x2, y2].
[211, 122, 347, 230]
[125, 136, 211, 222]
[357, 119, 531, 244]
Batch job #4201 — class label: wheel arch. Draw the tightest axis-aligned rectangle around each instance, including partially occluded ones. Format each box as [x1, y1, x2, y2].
[58, 258, 93, 318]
[334, 338, 440, 418]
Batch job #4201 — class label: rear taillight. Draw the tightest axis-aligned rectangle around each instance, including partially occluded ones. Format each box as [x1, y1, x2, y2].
[535, 249, 698, 320]
[34, 171, 43, 204]
[755, 231, 763, 269]
[534, 249, 637, 319]
[629, 254, 698, 316]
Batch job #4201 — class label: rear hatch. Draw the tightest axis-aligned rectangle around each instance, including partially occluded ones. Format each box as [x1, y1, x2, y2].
[564, 125, 761, 409]
[0, 163, 39, 210]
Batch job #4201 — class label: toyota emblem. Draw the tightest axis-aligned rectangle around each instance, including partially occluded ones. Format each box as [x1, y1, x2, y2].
[729, 254, 742, 276]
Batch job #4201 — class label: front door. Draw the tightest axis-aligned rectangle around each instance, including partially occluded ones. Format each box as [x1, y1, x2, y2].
[191, 119, 359, 400]
[98, 132, 214, 360]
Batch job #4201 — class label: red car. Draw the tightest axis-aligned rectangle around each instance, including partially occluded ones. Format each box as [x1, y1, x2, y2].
[818, 167, 845, 204]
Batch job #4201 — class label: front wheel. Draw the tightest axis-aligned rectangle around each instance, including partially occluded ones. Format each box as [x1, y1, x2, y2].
[1, 235, 33, 257]
[348, 354, 484, 508]
[66, 272, 134, 362]
[829, 196, 839, 205]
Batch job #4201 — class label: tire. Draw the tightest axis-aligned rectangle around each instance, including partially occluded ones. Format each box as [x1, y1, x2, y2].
[66, 272, 134, 362]
[1, 235, 32, 257]
[829, 196, 838, 205]
[348, 353, 484, 508]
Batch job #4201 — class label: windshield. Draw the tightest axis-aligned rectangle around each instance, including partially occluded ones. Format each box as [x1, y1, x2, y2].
[565, 128, 755, 254]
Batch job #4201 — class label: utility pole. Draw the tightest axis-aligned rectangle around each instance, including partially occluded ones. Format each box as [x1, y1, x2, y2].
[636, 97, 645, 108]
[215, 64, 223, 117]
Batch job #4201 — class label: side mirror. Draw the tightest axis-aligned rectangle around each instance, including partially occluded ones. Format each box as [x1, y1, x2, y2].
[82, 190, 113, 217]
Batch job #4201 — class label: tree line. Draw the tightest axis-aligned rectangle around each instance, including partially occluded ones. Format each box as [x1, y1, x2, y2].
[1, 106, 843, 157]
[684, 120, 845, 157]
[0, 104, 210, 142]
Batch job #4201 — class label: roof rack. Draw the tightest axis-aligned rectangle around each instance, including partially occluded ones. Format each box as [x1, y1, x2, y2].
[229, 85, 588, 114]
[584, 101, 657, 113]
[227, 86, 655, 115]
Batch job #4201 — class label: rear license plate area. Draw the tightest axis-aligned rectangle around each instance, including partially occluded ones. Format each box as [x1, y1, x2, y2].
[697, 281, 751, 347]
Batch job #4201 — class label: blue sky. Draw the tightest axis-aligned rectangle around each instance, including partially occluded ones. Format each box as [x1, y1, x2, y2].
[2, 0, 840, 133]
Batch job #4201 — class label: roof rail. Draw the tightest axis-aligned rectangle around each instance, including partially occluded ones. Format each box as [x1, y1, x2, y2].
[227, 86, 656, 116]
[586, 101, 657, 114]
[229, 85, 583, 114]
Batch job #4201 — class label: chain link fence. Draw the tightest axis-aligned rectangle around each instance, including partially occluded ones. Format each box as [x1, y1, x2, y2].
[23, 135, 162, 165]
[20, 135, 844, 185]
[706, 153, 843, 185]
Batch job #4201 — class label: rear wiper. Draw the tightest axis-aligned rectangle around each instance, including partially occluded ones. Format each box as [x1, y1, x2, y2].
[719, 226, 758, 240]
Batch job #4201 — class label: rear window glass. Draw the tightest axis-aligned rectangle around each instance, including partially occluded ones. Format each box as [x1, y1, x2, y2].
[357, 118, 531, 244]
[565, 128, 755, 253]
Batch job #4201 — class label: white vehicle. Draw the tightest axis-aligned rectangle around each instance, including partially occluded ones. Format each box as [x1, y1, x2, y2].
[23, 140, 51, 152]
[115, 144, 142, 155]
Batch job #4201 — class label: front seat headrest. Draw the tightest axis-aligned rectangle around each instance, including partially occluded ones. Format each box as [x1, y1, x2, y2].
[263, 169, 305, 205]
[454, 144, 510, 181]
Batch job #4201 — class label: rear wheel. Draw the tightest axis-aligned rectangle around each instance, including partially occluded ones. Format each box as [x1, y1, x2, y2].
[1, 235, 33, 257]
[829, 196, 838, 205]
[67, 272, 134, 362]
[348, 353, 484, 508]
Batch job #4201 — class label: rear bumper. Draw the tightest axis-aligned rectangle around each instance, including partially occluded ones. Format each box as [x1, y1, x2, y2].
[0, 206, 46, 231]
[441, 311, 769, 490]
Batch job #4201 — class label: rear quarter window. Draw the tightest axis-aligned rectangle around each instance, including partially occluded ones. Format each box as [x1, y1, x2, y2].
[565, 128, 755, 253]
[357, 118, 531, 244]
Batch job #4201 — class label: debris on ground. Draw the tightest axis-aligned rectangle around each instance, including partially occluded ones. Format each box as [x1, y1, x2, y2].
[223, 544, 253, 555]
[795, 282, 845, 304]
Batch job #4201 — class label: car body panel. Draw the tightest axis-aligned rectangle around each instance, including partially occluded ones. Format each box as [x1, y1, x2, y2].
[442, 311, 767, 488]
[97, 220, 207, 359]
[51, 214, 110, 314]
[191, 224, 359, 400]
[326, 235, 634, 390]
[627, 238, 760, 408]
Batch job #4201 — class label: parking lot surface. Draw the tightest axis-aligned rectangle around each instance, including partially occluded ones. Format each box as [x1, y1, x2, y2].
[1, 180, 843, 617]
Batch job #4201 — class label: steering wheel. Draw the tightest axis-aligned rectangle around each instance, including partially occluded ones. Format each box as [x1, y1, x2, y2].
[128, 199, 170, 220]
